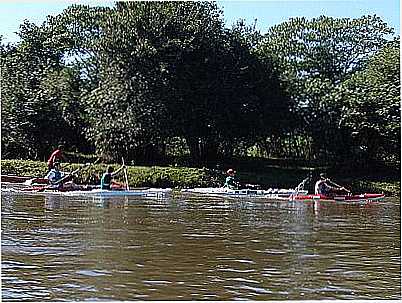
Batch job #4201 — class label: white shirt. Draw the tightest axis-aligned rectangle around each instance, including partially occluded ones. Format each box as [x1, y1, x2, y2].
[315, 179, 326, 194]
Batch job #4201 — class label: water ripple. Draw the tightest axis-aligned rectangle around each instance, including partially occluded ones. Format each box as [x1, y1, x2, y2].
[1, 194, 400, 301]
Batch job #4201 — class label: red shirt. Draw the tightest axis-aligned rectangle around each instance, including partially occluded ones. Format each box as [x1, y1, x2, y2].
[47, 149, 63, 166]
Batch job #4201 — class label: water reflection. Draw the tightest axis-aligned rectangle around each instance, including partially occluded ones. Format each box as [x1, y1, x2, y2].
[1, 191, 400, 301]
[43, 195, 131, 210]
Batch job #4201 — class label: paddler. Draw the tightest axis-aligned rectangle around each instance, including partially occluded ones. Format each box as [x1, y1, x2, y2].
[100, 165, 126, 190]
[223, 168, 241, 189]
[47, 145, 67, 172]
[315, 173, 349, 196]
[45, 161, 77, 190]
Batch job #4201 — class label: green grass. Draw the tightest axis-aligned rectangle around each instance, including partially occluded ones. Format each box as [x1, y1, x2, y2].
[1, 159, 220, 188]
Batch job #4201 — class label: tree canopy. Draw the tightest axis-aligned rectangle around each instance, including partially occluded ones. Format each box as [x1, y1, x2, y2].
[256, 15, 398, 163]
[1, 3, 399, 169]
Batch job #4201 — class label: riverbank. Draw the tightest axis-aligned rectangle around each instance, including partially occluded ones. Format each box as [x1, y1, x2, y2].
[1, 159, 400, 196]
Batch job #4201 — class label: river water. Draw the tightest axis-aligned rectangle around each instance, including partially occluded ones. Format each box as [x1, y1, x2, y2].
[1, 191, 400, 301]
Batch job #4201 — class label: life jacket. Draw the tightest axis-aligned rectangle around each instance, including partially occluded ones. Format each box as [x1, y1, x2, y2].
[101, 173, 112, 190]
[48, 169, 62, 184]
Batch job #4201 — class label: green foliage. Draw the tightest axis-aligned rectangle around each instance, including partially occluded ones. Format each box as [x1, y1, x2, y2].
[1, 159, 220, 188]
[47, 1, 288, 164]
[257, 15, 396, 164]
[340, 39, 400, 162]
[351, 180, 401, 197]
[1, 159, 399, 196]
[1, 160, 49, 177]
[260, 15, 393, 83]
[1, 21, 90, 159]
[1, 6, 399, 170]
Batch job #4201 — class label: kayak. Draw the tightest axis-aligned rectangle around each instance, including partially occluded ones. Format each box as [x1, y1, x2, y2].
[2, 187, 172, 197]
[181, 187, 308, 199]
[1, 175, 48, 184]
[1, 175, 171, 197]
[291, 193, 385, 202]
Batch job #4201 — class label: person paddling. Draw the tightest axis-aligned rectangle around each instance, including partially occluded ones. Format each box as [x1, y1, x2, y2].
[223, 169, 241, 189]
[315, 173, 349, 196]
[47, 145, 67, 172]
[45, 162, 77, 190]
[100, 165, 126, 190]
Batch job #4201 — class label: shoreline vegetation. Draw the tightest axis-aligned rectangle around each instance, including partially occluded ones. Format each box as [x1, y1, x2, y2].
[1, 159, 400, 197]
[1, 3, 400, 196]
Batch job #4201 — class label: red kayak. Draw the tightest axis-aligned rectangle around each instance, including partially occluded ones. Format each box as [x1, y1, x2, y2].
[1, 175, 47, 184]
[292, 193, 385, 202]
[1, 175, 49, 186]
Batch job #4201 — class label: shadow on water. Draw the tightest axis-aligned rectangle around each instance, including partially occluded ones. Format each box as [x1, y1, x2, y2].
[1, 191, 400, 301]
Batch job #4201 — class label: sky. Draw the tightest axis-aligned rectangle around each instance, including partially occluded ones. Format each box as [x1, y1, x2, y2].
[0, 0, 400, 44]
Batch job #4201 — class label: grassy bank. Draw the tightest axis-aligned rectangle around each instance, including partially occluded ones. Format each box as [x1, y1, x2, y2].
[0, 160, 220, 188]
[1, 159, 400, 196]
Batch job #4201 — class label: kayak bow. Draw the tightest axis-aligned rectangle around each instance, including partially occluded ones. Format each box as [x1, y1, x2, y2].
[292, 193, 385, 202]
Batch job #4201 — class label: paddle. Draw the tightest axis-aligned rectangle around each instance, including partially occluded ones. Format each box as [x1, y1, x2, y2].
[327, 178, 351, 193]
[24, 163, 74, 186]
[23, 177, 48, 186]
[122, 157, 129, 191]
[36, 158, 100, 192]
[243, 183, 261, 190]
[295, 177, 309, 193]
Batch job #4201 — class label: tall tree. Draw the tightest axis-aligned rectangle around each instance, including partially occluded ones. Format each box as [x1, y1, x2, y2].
[339, 39, 400, 165]
[257, 15, 395, 162]
[1, 19, 91, 159]
[54, 1, 286, 164]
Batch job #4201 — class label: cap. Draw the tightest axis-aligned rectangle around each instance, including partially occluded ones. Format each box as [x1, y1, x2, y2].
[227, 169, 236, 175]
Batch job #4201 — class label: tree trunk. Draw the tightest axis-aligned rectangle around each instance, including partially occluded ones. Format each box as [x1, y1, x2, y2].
[185, 136, 219, 166]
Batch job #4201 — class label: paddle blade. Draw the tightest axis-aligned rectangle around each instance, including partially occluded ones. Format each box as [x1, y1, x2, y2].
[23, 179, 34, 186]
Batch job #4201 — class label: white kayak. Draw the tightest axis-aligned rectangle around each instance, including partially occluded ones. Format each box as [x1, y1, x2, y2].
[181, 187, 308, 199]
[2, 187, 172, 198]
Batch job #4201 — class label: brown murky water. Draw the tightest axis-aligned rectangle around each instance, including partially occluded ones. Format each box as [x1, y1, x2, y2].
[1, 191, 400, 301]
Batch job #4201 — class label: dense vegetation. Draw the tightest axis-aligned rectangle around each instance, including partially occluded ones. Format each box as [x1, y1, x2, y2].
[1, 2, 400, 174]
